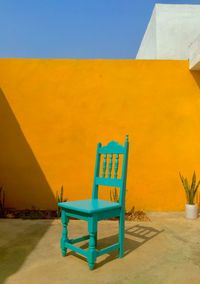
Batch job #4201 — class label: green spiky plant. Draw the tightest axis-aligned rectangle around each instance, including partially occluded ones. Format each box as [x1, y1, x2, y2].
[0, 186, 6, 218]
[179, 171, 200, 205]
[110, 187, 119, 203]
[56, 185, 67, 217]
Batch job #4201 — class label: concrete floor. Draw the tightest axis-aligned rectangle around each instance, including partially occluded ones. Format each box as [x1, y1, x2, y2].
[0, 213, 200, 284]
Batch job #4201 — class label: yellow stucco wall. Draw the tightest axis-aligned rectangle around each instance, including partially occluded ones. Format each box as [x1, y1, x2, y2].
[0, 59, 200, 211]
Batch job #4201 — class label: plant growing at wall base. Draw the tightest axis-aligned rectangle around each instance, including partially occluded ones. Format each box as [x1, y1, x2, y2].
[56, 185, 67, 217]
[110, 187, 119, 203]
[125, 206, 151, 221]
[109, 188, 151, 221]
[179, 171, 200, 219]
[179, 171, 200, 204]
[0, 186, 6, 218]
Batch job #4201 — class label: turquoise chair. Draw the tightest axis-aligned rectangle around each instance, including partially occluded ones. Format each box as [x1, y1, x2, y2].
[58, 135, 129, 270]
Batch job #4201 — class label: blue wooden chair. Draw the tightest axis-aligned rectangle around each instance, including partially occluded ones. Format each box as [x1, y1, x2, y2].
[58, 135, 129, 270]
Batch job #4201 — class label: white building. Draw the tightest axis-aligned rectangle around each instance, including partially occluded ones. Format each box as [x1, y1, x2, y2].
[136, 4, 200, 70]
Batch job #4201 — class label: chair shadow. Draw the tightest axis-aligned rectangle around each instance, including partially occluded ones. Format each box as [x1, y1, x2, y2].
[67, 224, 164, 269]
[0, 88, 56, 283]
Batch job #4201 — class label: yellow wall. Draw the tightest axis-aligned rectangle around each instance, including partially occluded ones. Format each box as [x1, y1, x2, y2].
[0, 59, 200, 211]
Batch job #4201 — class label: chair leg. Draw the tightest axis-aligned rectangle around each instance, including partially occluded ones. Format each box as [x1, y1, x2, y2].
[88, 217, 97, 270]
[60, 209, 69, 257]
[119, 210, 125, 258]
[95, 232, 97, 247]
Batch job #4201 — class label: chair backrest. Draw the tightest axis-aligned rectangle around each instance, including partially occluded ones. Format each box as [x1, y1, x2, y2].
[92, 135, 129, 207]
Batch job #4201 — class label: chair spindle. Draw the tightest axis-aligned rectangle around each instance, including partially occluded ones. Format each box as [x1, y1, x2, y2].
[108, 154, 113, 178]
[102, 154, 107, 178]
[114, 154, 119, 178]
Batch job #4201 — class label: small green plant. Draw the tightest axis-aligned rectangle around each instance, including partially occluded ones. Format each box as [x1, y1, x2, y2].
[56, 185, 67, 217]
[179, 171, 200, 204]
[0, 186, 6, 218]
[110, 187, 119, 203]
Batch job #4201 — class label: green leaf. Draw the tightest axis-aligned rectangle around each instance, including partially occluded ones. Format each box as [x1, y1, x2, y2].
[179, 172, 200, 204]
[191, 171, 196, 192]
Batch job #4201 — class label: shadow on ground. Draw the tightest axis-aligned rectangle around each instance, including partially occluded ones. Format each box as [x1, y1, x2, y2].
[68, 224, 163, 269]
[0, 88, 56, 283]
[0, 220, 52, 283]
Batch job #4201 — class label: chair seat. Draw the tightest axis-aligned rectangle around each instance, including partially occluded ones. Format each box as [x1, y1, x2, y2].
[58, 199, 121, 214]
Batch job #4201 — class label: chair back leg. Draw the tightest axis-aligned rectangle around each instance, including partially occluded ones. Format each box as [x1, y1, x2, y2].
[118, 209, 125, 258]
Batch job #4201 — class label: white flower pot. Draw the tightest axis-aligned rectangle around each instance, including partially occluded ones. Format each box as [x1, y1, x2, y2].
[185, 204, 199, 219]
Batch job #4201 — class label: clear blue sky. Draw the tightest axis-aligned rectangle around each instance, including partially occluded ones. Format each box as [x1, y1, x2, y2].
[0, 0, 200, 59]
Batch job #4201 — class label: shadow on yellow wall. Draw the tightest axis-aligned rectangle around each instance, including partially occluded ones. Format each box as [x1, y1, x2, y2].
[191, 71, 200, 206]
[0, 88, 56, 210]
[191, 70, 200, 89]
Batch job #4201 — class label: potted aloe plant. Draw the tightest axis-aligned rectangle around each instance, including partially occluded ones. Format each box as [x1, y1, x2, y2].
[179, 171, 200, 219]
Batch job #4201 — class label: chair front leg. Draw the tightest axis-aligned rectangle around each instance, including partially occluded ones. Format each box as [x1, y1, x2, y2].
[88, 216, 97, 270]
[60, 209, 69, 256]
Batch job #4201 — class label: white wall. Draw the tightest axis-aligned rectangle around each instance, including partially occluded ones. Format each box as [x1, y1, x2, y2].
[136, 4, 200, 60]
[189, 35, 200, 70]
